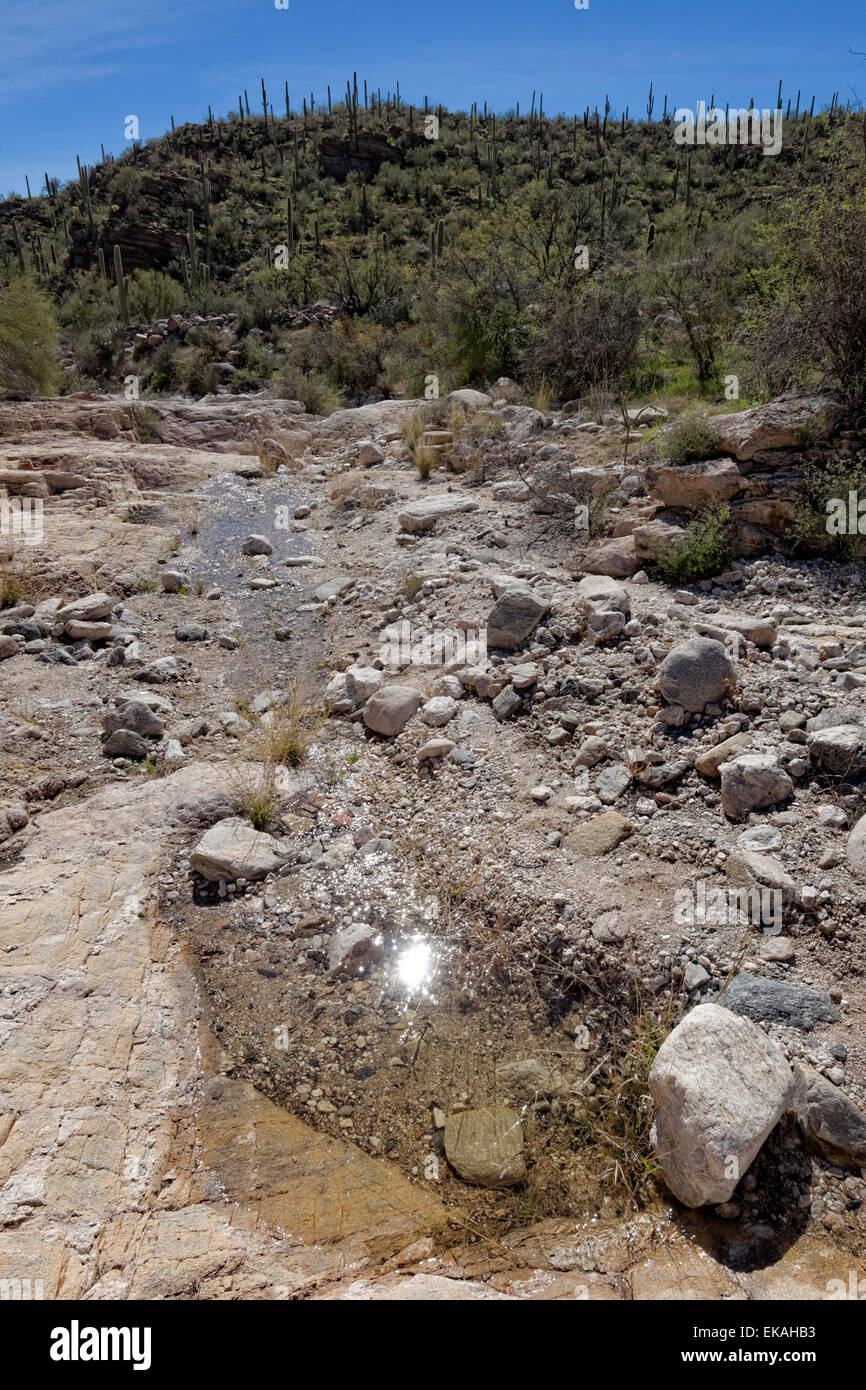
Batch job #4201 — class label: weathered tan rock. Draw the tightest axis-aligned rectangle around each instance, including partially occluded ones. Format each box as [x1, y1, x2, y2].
[646, 458, 743, 507]
[694, 732, 752, 777]
[444, 1107, 526, 1187]
[708, 395, 844, 461]
[564, 811, 634, 856]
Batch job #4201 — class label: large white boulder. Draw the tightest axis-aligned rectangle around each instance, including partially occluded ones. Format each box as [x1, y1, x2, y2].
[649, 1002, 793, 1207]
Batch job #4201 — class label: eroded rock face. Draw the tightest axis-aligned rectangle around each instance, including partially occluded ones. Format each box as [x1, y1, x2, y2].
[707, 395, 844, 461]
[649, 1003, 793, 1207]
[646, 457, 743, 507]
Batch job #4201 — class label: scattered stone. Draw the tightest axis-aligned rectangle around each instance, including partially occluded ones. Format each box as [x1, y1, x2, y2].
[791, 1064, 866, 1166]
[656, 637, 735, 714]
[716, 974, 837, 1030]
[444, 1106, 526, 1188]
[486, 587, 550, 650]
[719, 754, 793, 821]
[328, 922, 384, 978]
[564, 811, 634, 856]
[190, 817, 291, 882]
[241, 534, 273, 556]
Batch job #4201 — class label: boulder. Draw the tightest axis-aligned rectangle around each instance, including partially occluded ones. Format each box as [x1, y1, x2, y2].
[358, 439, 385, 465]
[189, 816, 291, 882]
[576, 574, 630, 613]
[791, 1064, 866, 1166]
[444, 1106, 526, 1187]
[486, 586, 550, 650]
[646, 458, 743, 508]
[807, 723, 866, 777]
[708, 395, 844, 462]
[102, 700, 165, 739]
[715, 973, 837, 1030]
[363, 685, 423, 735]
[719, 753, 793, 820]
[55, 592, 112, 623]
[241, 534, 273, 556]
[632, 518, 686, 562]
[656, 637, 735, 713]
[103, 729, 151, 759]
[649, 1002, 793, 1207]
[582, 536, 639, 578]
[397, 496, 479, 534]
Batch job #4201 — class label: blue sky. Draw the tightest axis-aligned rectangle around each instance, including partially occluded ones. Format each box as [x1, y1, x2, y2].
[1, 0, 863, 196]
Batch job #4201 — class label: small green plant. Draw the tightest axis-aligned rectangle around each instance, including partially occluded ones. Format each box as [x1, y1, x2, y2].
[656, 504, 734, 584]
[660, 416, 718, 464]
[402, 571, 424, 600]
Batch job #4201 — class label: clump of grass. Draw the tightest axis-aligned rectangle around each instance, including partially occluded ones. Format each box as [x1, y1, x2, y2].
[401, 408, 430, 453]
[414, 445, 437, 479]
[656, 504, 734, 584]
[573, 988, 674, 1208]
[660, 416, 718, 464]
[224, 682, 323, 830]
[530, 378, 551, 413]
[0, 562, 29, 608]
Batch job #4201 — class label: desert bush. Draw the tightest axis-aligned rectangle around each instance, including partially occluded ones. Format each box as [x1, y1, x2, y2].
[655, 504, 734, 583]
[0, 278, 61, 397]
[127, 269, 184, 322]
[660, 416, 718, 463]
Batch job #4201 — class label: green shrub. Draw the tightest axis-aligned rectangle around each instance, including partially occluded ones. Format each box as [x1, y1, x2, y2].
[656, 505, 734, 583]
[661, 417, 718, 464]
[127, 269, 184, 322]
[792, 455, 866, 559]
[0, 278, 61, 397]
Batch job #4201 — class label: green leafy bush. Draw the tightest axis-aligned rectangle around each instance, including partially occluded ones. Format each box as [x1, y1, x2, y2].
[0, 278, 60, 397]
[656, 505, 734, 583]
[660, 417, 718, 464]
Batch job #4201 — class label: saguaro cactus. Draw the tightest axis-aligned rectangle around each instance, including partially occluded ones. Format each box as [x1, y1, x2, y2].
[114, 244, 128, 324]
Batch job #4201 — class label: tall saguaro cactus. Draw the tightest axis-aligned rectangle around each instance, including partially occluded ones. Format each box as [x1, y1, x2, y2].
[114, 244, 128, 324]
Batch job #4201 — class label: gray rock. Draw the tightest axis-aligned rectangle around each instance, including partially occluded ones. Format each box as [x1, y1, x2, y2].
[55, 592, 113, 623]
[160, 570, 189, 592]
[398, 496, 479, 534]
[716, 974, 837, 1030]
[444, 1106, 526, 1188]
[806, 704, 865, 732]
[241, 534, 273, 556]
[719, 753, 793, 820]
[190, 816, 291, 881]
[103, 729, 151, 759]
[649, 1002, 793, 1207]
[807, 723, 866, 777]
[328, 921, 384, 977]
[419, 696, 458, 727]
[846, 813, 866, 880]
[597, 763, 631, 805]
[363, 685, 423, 735]
[486, 587, 550, 650]
[656, 637, 735, 713]
[0, 635, 20, 660]
[175, 623, 209, 642]
[791, 1064, 866, 1166]
[102, 700, 165, 739]
[492, 685, 522, 720]
[139, 656, 180, 683]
